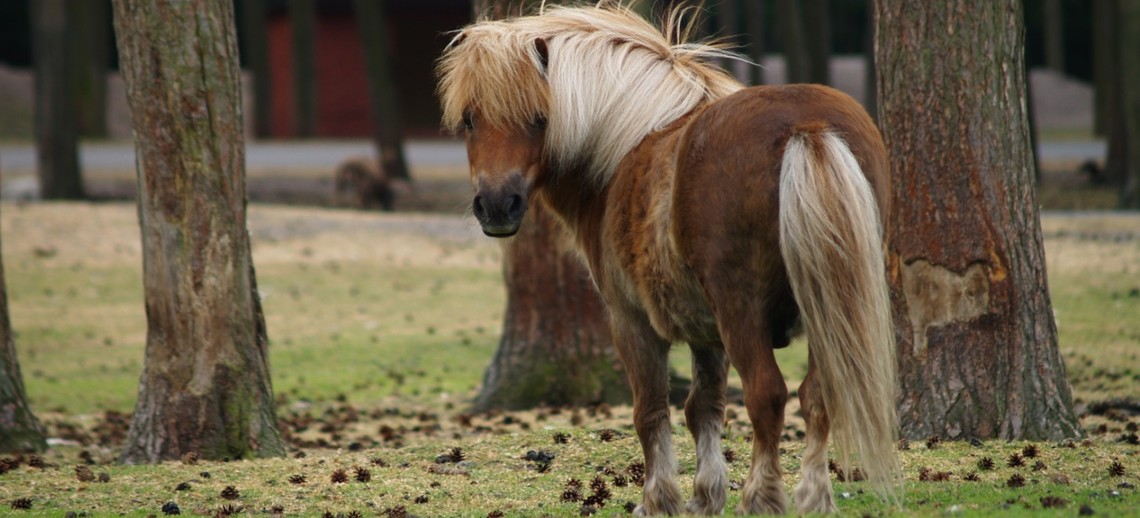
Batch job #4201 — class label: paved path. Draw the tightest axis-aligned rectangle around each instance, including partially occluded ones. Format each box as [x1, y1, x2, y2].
[0, 138, 1107, 175]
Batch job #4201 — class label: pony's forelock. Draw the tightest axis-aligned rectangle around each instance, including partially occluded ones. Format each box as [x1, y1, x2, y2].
[436, 2, 745, 187]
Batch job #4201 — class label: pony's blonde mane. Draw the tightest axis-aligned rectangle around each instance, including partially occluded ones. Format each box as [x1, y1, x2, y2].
[437, 2, 744, 187]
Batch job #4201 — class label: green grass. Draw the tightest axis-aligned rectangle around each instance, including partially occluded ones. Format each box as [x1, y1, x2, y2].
[1, 203, 1138, 516]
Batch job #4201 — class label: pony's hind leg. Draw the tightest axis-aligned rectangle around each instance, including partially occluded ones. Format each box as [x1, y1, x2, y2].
[612, 313, 683, 516]
[683, 344, 729, 515]
[793, 359, 838, 514]
[725, 333, 789, 515]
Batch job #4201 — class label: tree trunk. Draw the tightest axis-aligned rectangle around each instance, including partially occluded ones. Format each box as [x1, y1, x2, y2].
[354, 0, 411, 183]
[1120, 2, 1140, 208]
[0, 199, 47, 454]
[241, 0, 272, 139]
[743, 0, 765, 85]
[474, 205, 629, 411]
[1093, 0, 1117, 138]
[876, 0, 1081, 440]
[1044, 0, 1065, 73]
[776, 0, 809, 83]
[32, 0, 85, 199]
[289, 0, 316, 137]
[112, 0, 286, 463]
[802, 0, 831, 85]
[468, 0, 630, 411]
[69, 0, 109, 138]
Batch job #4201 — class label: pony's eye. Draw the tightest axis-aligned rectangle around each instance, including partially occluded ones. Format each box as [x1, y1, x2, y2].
[532, 116, 547, 131]
[462, 113, 474, 131]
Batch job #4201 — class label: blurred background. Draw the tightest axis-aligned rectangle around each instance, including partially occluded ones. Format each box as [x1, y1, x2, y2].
[0, 0, 1121, 211]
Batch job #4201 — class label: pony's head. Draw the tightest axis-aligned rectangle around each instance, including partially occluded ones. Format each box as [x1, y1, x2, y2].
[437, 3, 742, 237]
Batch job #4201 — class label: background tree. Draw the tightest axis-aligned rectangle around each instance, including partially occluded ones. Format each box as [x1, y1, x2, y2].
[354, 0, 411, 183]
[468, 0, 630, 411]
[112, 0, 286, 462]
[289, 0, 317, 137]
[0, 195, 47, 454]
[876, 0, 1081, 440]
[802, 0, 831, 85]
[1043, 0, 1065, 73]
[241, 0, 273, 138]
[32, 0, 85, 199]
[1117, 2, 1140, 208]
[743, 0, 765, 85]
[775, 0, 809, 83]
[68, 0, 110, 138]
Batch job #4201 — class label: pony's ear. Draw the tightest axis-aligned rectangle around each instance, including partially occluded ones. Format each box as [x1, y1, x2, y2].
[533, 38, 550, 74]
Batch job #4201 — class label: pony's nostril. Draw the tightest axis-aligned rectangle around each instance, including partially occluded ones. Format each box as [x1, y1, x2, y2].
[507, 194, 522, 214]
[473, 195, 487, 219]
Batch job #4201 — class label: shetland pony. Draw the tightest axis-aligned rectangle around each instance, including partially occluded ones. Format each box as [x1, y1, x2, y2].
[438, 4, 900, 515]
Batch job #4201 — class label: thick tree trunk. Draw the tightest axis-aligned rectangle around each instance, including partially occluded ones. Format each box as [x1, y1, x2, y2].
[474, 205, 629, 411]
[876, 0, 1080, 440]
[289, 0, 316, 137]
[863, 0, 876, 119]
[241, 0, 273, 139]
[354, 0, 411, 183]
[0, 199, 47, 454]
[32, 0, 85, 199]
[1118, 2, 1140, 208]
[468, 0, 630, 411]
[112, 0, 285, 463]
[69, 0, 109, 138]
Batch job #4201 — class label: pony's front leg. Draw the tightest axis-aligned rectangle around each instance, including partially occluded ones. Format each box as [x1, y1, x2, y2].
[612, 313, 682, 516]
[684, 344, 729, 515]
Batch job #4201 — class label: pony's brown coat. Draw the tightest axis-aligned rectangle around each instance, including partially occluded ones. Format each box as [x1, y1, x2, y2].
[438, 3, 900, 515]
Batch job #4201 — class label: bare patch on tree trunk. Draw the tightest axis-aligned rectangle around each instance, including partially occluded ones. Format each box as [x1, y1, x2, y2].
[900, 260, 990, 354]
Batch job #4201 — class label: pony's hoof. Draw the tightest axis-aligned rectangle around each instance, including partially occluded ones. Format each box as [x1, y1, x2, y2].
[736, 492, 788, 515]
[634, 498, 683, 516]
[685, 494, 726, 515]
[794, 488, 838, 514]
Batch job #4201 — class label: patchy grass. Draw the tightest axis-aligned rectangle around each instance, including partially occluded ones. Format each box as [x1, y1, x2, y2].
[1, 202, 1138, 516]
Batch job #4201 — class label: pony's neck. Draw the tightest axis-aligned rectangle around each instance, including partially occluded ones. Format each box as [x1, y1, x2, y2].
[539, 165, 608, 263]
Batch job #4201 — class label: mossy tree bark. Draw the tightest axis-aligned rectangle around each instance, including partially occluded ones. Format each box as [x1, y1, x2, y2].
[353, 0, 411, 183]
[0, 200, 47, 454]
[32, 0, 86, 199]
[875, 0, 1080, 440]
[468, 0, 630, 411]
[112, 0, 286, 463]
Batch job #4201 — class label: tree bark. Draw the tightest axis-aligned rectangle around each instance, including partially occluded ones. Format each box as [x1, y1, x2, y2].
[354, 0, 411, 183]
[876, 0, 1080, 440]
[241, 0, 273, 138]
[863, 0, 876, 119]
[468, 0, 630, 411]
[289, 0, 316, 137]
[68, 0, 109, 138]
[32, 0, 86, 199]
[112, 0, 286, 463]
[0, 198, 47, 454]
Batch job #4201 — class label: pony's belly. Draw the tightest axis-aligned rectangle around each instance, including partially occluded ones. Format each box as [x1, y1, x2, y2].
[642, 278, 720, 344]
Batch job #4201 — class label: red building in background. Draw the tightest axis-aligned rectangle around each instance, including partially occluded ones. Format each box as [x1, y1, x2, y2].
[265, 0, 470, 138]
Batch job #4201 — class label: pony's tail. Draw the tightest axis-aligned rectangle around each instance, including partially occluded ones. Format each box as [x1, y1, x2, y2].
[777, 131, 901, 501]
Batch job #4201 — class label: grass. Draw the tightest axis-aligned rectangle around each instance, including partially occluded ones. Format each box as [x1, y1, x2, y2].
[1, 202, 1138, 516]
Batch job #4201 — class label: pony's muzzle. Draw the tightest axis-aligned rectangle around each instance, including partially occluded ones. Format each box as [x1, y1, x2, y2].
[473, 186, 528, 237]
